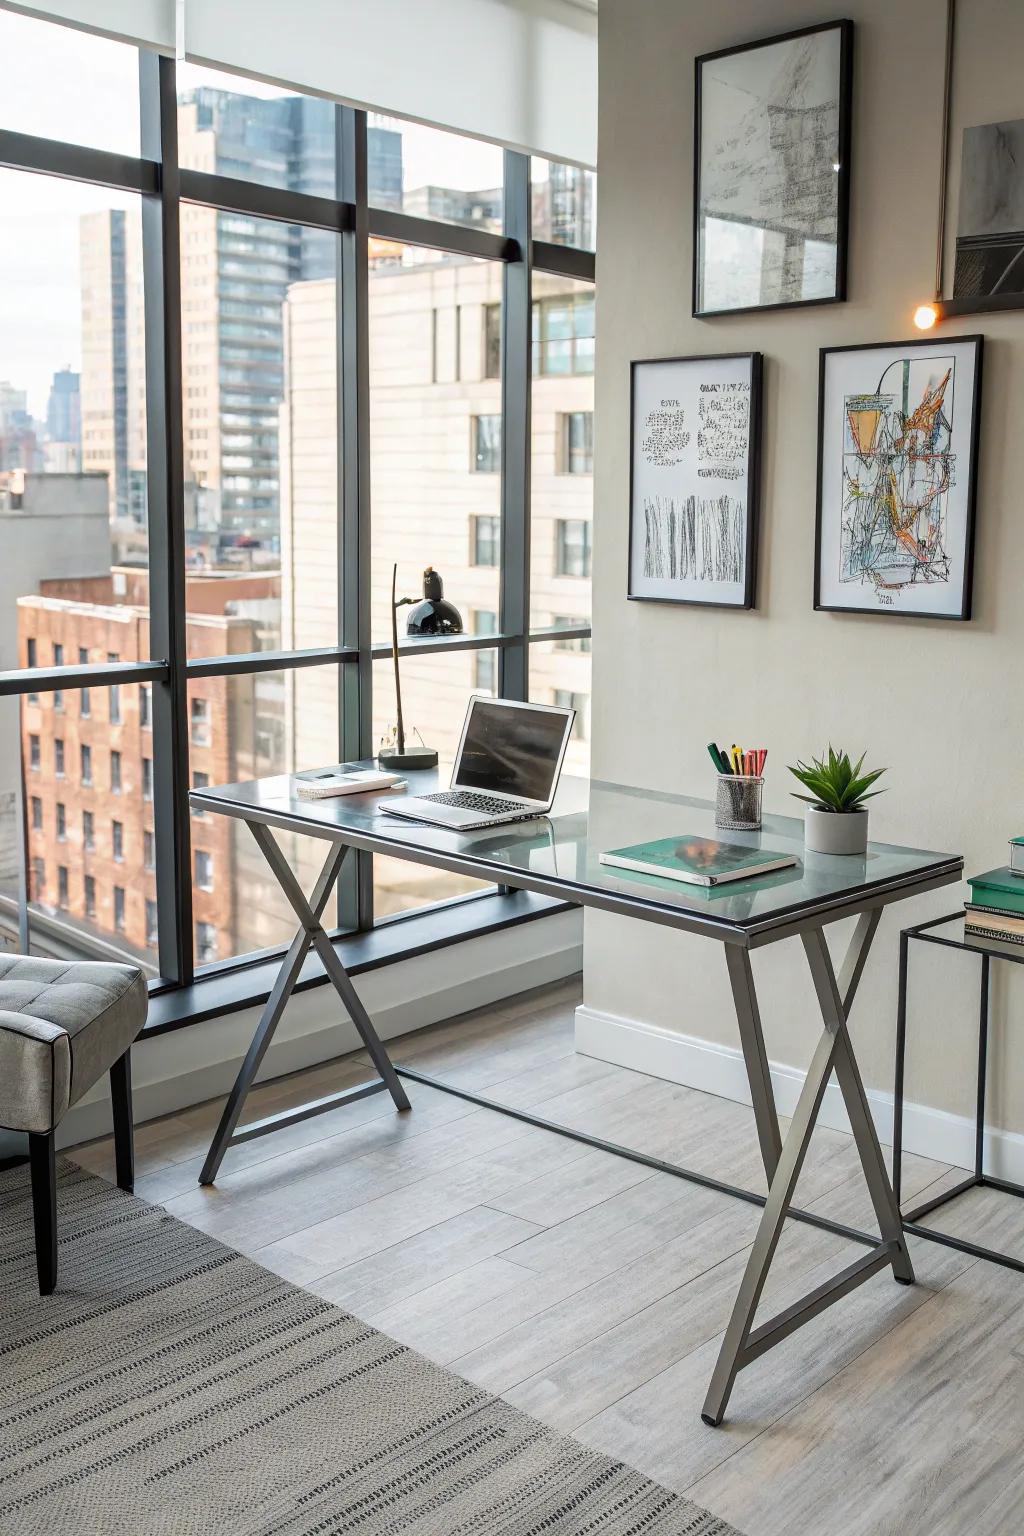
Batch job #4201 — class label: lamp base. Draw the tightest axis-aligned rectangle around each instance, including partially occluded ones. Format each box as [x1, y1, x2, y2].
[378, 746, 438, 771]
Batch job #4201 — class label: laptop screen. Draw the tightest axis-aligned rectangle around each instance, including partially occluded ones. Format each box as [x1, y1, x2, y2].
[454, 699, 569, 802]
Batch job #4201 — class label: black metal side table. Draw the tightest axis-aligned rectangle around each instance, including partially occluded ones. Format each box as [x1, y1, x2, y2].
[894, 910, 1024, 1275]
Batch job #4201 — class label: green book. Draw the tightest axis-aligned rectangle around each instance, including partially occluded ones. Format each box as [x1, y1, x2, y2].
[967, 867, 1024, 916]
[599, 835, 796, 888]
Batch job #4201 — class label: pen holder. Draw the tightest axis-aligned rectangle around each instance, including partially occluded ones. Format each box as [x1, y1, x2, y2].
[715, 775, 763, 832]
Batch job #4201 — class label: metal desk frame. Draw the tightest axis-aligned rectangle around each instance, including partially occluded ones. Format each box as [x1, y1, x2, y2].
[894, 910, 1024, 1277]
[192, 781, 961, 1426]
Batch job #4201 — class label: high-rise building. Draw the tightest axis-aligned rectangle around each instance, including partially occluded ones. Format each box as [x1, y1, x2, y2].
[79, 209, 147, 536]
[0, 380, 40, 473]
[45, 368, 81, 449]
[169, 89, 403, 548]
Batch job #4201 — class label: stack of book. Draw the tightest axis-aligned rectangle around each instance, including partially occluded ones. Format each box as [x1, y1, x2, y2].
[966, 864, 1024, 945]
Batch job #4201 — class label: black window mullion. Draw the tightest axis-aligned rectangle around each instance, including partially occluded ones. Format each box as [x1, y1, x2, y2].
[140, 52, 193, 986]
[498, 150, 532, 702]
[338, 105, 373, 932]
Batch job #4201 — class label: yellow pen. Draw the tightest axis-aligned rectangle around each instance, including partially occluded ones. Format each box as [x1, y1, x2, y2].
[732, 745, 742, 774]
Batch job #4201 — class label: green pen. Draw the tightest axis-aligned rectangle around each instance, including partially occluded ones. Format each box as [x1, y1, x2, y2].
[707, 742, 725, 773]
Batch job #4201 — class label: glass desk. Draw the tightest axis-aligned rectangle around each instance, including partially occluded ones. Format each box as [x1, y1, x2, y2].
[894, 911, 1024, 1276]
[191, 769, 963, 1425]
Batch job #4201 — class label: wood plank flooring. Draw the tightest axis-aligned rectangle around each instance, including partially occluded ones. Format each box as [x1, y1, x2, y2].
[71, 978, 1024, 1536]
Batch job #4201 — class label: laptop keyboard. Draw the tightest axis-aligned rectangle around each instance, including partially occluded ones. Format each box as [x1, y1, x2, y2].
[421, 790, 530, 814]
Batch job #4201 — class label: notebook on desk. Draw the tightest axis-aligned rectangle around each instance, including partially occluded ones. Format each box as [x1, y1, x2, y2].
[600, 835, 796, 888]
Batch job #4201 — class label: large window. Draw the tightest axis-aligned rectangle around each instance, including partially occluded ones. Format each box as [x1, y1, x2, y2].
[0, 20, 594, 1004]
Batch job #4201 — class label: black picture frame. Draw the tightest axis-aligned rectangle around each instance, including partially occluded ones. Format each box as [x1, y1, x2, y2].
[814, 334, 984, 622]
[628, 351, 763, 610]
[693, 19, 854, 319]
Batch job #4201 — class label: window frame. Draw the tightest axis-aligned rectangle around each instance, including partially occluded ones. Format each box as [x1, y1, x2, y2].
[0, 46, 594, 1014]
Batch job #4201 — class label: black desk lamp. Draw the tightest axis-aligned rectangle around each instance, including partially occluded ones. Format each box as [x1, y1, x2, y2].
[379, 564, 463, 771]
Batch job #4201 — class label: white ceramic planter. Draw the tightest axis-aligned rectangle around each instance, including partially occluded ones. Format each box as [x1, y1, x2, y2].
[804, 805, 868, 855]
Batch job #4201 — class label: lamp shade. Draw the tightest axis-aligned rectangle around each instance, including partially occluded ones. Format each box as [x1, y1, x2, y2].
[405, 567, 463, 636]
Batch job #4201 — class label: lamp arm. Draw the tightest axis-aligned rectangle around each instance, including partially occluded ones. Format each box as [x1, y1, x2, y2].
[391, 563, 405, 755]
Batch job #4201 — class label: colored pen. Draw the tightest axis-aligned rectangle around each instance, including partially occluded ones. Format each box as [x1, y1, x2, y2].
[707, 742, 724, 773]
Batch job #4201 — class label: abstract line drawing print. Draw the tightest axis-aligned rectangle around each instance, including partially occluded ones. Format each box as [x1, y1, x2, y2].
[643, 495, 744, 585]
[840, 357, 956, 594]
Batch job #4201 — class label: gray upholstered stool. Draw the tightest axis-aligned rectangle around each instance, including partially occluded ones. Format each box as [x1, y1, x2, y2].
[0, 956, 147, 1293]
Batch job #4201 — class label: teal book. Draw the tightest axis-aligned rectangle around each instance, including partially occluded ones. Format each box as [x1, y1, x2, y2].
[968, 866, 1024, 916]
[599, 835, 796, 888]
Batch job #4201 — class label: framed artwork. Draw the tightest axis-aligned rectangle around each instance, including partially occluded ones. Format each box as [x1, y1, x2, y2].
[628, 352, 762, 609]
[694, 20, 853, 318]
[953, 119, 1024, 312]
[815, 336, 983, 621]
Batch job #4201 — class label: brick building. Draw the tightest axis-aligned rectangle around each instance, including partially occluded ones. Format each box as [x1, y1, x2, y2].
[17, 569, 279, 972]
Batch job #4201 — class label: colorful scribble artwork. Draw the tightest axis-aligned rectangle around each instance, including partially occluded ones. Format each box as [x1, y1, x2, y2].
[840, 358, 954, 593]
[816, 338, 982, 620]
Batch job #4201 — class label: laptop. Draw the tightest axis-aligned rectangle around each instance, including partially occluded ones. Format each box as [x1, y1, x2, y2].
[382, 695, 575, 830]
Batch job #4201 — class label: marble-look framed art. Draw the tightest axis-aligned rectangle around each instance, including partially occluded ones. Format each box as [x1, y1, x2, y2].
[694, 20, 853, 318]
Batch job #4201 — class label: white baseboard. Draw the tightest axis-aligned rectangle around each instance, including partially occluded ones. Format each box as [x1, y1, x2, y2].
[575, 1002, 1024, 1185]
[58, 911, 582, 1149]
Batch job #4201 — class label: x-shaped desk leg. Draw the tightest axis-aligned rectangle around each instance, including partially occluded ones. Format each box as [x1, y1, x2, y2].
[702, 909, 913, 1426]
[200, 826, 410, 1187]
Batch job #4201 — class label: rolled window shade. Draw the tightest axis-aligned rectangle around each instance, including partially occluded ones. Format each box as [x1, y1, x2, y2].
[13, 0, 597, 167]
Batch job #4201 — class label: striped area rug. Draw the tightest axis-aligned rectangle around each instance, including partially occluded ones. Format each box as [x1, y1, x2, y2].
[0, 1160, 739, 1536]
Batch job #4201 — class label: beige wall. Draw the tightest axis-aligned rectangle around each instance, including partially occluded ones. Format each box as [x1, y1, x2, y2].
[587, 0, 1024, 1136]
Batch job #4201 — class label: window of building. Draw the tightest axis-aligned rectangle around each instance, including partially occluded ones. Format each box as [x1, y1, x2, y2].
[57, 865, 69, 908]
[554, 689, 589, 740]
[140, 684, 152, 730]
[190, 697, 210, 746]
[84, 874, 96, 918]
[472, 610, 498, 693]
[81, 744, 92, 787]
[29, 735, 40, 771]
[31, 796, 42, 830]
[31, 857, 44, 897]
[110, 750, 122, 794]
[531, 158, 597, 250]
[54, 687, 64, 712]
[366, 114, 502, 231]
[83, 809, 95, 851]
[56, 802, 66, 841]
[114, 886, 126, 932]
[144, 829, 155, 870]
[55, 738, 65, 778]
[145, 899, 158, 946]
[472, 415, 501, 474]
[555, 519, 592, 579]
[26, 638, 37, 668]
[109, 684, 122, 725]
[552, 619, 592, 653]
[79, 648, 91, 717]
[192, 769, 209, 819]
[195, 849, 214, 891]
[533, 292, 595, 376]
[560, 412, 594, 474]
[142, 759, 153, 801]
[471, 515, 501, 568]
[112, 820, 124, 863]
[53, 643, 63, 666]
[196, 921, 218, 966]
[484, 304, 502, 381]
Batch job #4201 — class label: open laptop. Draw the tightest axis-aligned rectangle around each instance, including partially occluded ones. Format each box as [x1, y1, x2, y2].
[382, 695, 574, 830]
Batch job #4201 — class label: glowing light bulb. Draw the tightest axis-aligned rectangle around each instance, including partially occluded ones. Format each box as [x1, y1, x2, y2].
[913, 302, 939, 330]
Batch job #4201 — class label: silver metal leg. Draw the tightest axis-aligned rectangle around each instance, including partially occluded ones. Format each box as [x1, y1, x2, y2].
[199, 829, 409, 1187]
[702, 912, 912, 1426]
[726, 946, 782, 1181]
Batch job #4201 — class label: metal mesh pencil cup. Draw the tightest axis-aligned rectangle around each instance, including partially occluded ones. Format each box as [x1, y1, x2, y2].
[715, 775, 763, 832]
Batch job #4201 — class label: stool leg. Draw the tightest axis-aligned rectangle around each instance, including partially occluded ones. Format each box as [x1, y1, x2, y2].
[110, 1050, 134, 1193]
[28, 1131, 57, 1295]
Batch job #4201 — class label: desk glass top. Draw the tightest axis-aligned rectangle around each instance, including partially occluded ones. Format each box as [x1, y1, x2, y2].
[192, 769, 963, 942]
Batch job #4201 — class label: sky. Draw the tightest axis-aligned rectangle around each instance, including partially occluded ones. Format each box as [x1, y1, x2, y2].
[0, 11, 521, 418]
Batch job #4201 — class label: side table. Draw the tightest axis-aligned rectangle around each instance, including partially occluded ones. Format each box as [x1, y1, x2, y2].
[894, 910, 1024, 1275]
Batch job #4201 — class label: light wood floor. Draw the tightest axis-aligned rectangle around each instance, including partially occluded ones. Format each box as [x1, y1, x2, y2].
[73, 978, 1024, 1536]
